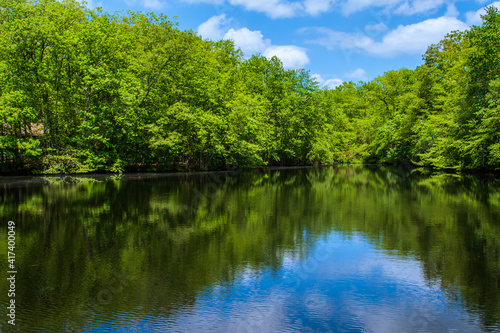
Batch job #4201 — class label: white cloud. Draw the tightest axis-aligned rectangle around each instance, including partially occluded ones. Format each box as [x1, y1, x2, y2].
[445, 3, 459, 17]
[183, 0, 224, 3]
[304, 16, 469, 58]
[198, 14, 232, 40]
[465, 10, 482, 26]
[369, 16, 469, 56]
[303, 0, 334, 15]
[393, 0, 447, 16]
[224, 28, 270, 54]
[143, 0, 166, 10]
[338, 0, 451, 16]
[186, 0, 453, 17]
[312, 74, 344, 88]
[229, 0, 303, 18]
[312, 69, 366, 90]
[198, 15, 310, 69]
[264, 45, 310, 68]
[185, 0, 334, 18]
[311, 73, 323, 82]
[122, 0, 167, 9]
[340, 0, 400, 15]
[324, 78, 344, 88]
[365, 22, 388, 33]
[466, 1, 500, 26]
[302, 27, 373, 50]
[345, 68, 368, 81]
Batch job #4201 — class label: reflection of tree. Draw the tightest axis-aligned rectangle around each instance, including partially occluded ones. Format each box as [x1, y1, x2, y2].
[0, 166, 499, 331]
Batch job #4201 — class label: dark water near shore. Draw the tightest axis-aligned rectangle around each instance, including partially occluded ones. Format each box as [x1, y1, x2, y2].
[1, 166, 500, 332]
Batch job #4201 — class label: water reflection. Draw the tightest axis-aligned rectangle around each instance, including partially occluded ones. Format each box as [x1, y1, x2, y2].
[0, 166, 499, 332]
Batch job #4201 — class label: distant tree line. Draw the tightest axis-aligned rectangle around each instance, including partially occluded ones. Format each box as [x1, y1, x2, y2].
[1, 0, 499, 173]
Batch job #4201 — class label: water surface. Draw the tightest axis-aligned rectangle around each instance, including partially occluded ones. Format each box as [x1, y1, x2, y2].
[1, 166, 500, 332]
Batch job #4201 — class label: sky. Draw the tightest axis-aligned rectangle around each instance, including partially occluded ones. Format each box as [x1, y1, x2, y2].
[85, 0, 499, 88]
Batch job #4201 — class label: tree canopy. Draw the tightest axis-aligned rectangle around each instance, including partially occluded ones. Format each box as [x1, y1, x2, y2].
[1, 0, 500, 173]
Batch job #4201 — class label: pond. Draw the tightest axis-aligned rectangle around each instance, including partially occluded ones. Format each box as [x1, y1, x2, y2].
[1, 166, 500, 332]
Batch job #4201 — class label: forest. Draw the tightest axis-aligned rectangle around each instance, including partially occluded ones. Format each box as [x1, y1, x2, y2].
[1, 0, 500, 174]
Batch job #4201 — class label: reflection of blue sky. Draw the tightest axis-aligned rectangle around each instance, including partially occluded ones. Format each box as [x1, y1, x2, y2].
[91, 232, 486, 332]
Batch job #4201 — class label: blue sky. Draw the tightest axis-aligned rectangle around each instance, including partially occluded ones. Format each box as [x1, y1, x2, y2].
[86, 0, 498, 88]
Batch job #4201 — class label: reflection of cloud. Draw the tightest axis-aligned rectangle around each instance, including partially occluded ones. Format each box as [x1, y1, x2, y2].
[304, 292, 335, 321]
[357, 254, 427, 287]
[343, 295, 483, 333]
[237, 265, 266, 286]
[282, 250, 303, 270]
[130, 232, 488, 333]
[344, 300, 430, 333]
[162, 292, 289, 332]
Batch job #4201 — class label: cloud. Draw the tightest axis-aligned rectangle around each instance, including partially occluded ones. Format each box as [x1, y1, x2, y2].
[336, 0, 453, 16]
[312, 74, 344, 88]
[183, 0, 224, 3]
[304, 16, 469, 58]
[339, 0, 437, 16]
[122, 0, 167, 9]
[325, 79, 344, 88]
[369, 17, 469, 56]
[229, 0, 303, 19]
[185, 0, 335, 18]
[465, 10, 482, 26]
[198, 14, 232, 40]
[303, 0, 335, 15]
[393, 0, 447, 16]
[302, 27, 374, 51]
[143, 0, 167, 9]
[224, 28, 270, 54]
[186, 0, 454, 18]
[339, 0, 400, 15]
[345, 68, 368, 81]
[264, 45, 310, 68]
[445, 3, 459, 17]
[365, 22, 388, 33]
[312, 69, 366, 90]
[466, 1, 500, 26]
[198, 15, 310, 68]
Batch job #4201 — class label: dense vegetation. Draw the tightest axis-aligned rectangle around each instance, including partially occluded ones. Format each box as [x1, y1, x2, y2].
[1, 0, 500, 174]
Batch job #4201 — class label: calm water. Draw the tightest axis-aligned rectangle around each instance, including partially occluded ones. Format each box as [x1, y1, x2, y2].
[1, 166, 500, 332]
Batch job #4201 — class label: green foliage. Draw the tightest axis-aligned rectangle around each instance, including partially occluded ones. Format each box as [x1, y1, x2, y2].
[41, 148, 100, 174]
[1, 1, 500, 173]
[0, 0, 339, 173]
